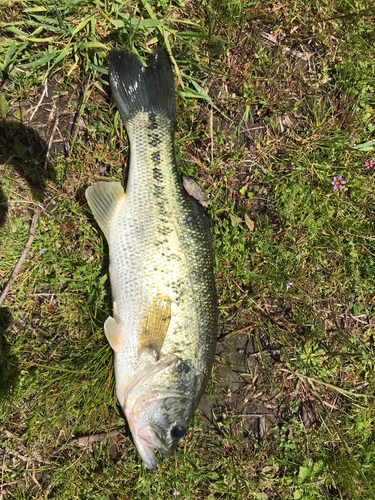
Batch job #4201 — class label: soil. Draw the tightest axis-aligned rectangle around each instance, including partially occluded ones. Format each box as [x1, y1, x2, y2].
[199, 330, 282, 443]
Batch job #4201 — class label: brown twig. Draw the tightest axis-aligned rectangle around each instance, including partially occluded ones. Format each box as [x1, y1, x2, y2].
[69, 79, 91, 156]
[44, 116, 59, 170]
[68, 431, 120, 448]
[56, 125, 71, 156]
[209, 108, 214, 164]
[29, 77, 48, 122]
[218, 324, 254, 343]
[0, 212, 39, 306]
[0, 200, 46, 212]
[50, 431, 121, 457]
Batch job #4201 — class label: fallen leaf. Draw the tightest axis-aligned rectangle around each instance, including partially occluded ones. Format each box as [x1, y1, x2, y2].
[183, 176, 210, 207]
[245, 214, 255, 231]
[229, 213, 242, 226]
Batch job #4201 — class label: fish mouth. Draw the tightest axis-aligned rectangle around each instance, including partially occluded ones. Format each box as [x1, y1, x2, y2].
[133, 436, 157, 469]
[128, 421, 172, 469]
[137, 424, 173, 457]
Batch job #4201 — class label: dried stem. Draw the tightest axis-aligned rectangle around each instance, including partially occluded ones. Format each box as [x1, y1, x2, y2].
[0, 212, 39, 306]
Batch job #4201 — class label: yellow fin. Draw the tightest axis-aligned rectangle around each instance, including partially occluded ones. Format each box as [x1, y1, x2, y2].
[138, 294, 172, 360]
[85, 182, 125, 242]
[104, 316, 122, 353]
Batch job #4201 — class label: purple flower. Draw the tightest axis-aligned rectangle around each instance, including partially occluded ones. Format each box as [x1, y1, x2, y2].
[173, 489, 179, 497]
[350, 132, 356, 142]
[286, 282, 293, 290]
[331, 176, 346, 190]
[364, 159, 374, 169]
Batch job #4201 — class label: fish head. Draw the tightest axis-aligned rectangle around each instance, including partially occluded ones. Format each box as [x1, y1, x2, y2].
[127, 394, 193, 469]
[123, 354, 204, 469]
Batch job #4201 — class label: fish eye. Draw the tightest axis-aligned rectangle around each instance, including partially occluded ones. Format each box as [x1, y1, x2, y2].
[171, 424, 186, 439]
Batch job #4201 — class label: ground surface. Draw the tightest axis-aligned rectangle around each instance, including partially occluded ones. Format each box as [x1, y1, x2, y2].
[1, 1, 375, 499]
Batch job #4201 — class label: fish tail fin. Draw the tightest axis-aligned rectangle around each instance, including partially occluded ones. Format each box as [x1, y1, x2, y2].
[108, 48, 176, 127]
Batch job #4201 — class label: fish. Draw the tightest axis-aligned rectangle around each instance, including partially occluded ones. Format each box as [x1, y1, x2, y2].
[85, 48, 218, 469]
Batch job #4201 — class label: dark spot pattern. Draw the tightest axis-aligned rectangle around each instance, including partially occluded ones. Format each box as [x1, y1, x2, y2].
[148, 132, 161, 147]
[148, 111, 158, 130]
[151, 151, 161, 165]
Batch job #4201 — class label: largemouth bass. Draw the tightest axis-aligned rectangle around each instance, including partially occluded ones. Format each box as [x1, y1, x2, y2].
[85, 48, 218, 469]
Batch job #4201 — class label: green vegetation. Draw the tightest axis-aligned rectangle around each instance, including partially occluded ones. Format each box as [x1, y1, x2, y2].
[1, 0, 375, 498]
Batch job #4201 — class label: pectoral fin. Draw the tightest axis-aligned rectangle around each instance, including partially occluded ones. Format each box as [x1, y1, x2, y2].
[104, 316, 122, 353]
[85, 181, 125, 242]
[138, 294, 172, 360]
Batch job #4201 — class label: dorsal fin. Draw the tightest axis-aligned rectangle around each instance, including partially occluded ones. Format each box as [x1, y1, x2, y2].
[85, 181, 125, 242]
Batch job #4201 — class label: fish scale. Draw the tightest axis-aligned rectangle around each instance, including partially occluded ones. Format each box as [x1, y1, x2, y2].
[85, 48, 217, 469]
